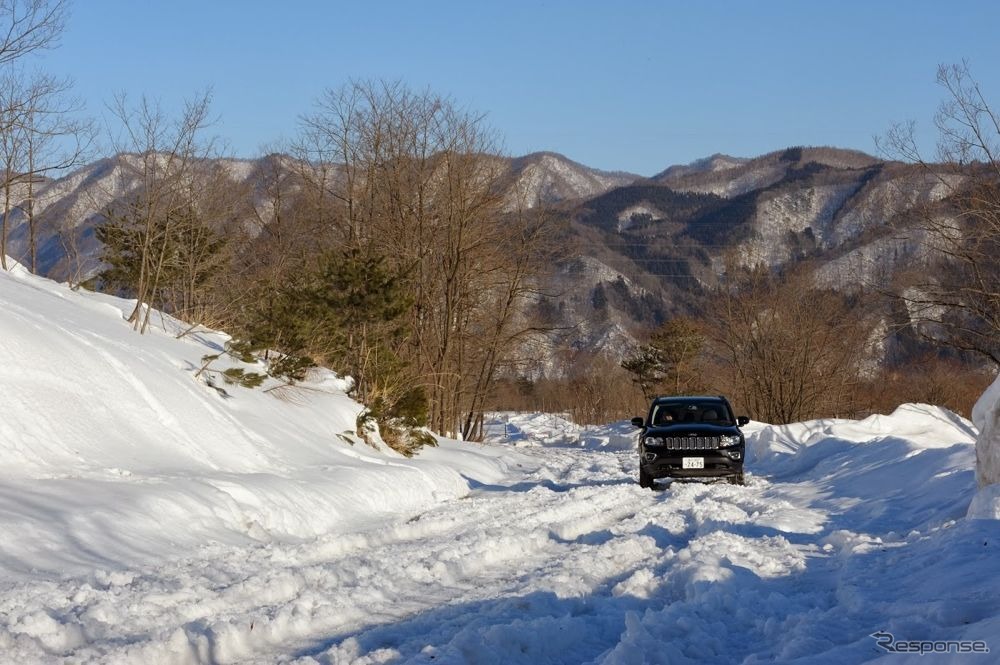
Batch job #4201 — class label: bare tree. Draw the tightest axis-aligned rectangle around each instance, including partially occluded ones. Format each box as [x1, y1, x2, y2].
[23, 78, 93, 271]
[0, 0, 70, 270]
[0, 71, 28, 268]
[295, 80, 561, 439]
[97, 91, 218, 333]
[0, 0, 66, 65]
[708, 263, 874, 424]
[880, 62, 1000, 366]
[223, 151, 333, 349]
[0, 71, 93, 271]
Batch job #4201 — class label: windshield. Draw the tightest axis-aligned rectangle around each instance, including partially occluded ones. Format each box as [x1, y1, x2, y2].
[650, 401, 733, 426]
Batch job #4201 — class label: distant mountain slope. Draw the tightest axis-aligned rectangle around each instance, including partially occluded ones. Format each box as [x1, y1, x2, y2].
[570, 147, 934, 287]
[533, 147, 972, 374]
[1, 150, 635, 280]
[3, 155, 264, 281]
[654, 146, 880, 198]
[651, 152, 748, 182]
[507, 151, 639, 208]
[0, 146, 971, 375]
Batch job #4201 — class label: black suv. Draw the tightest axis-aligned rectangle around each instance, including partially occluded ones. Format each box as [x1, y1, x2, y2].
[630, 395, 749, 487]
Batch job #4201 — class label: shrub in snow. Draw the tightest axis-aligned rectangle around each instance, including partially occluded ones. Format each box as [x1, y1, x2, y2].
[195, 339, 267, 390]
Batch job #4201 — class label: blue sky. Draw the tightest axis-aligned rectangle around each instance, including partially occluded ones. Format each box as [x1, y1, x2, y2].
[33, 0, 1000, 175]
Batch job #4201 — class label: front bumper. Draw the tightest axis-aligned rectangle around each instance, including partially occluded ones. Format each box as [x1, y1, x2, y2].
[641, 448, 743, 479]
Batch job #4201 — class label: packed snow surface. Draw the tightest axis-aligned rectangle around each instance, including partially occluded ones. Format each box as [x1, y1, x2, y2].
[2, 261, 999, 663]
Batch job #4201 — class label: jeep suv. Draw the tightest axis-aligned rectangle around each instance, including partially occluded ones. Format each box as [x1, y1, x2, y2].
[630, 395, 749, 487]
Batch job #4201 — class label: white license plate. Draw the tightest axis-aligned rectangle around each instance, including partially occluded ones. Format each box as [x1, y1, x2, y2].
[682, 457, 705, 469]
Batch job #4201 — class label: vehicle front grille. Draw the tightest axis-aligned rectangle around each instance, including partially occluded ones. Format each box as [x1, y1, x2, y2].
[649, 436, 722, 450]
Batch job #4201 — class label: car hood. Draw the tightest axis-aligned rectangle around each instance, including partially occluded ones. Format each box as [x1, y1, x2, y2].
[643, 423, 742, 437]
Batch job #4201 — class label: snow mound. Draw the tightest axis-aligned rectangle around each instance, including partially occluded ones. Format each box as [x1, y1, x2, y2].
[578, 420, 638, 451]
[968, 483, 1000, 519]
[483, 413, 636, 451]
[747, 403, 978, 533]
[750, 403, 975, 466]
[969, 373, 1000, 517]
[972, 374, 1000, 489]
[0, 263, 515, 577]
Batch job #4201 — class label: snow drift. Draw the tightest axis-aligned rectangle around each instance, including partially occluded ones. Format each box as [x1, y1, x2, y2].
[969, 374, 1000, 518]
[0, 260, 513, 577]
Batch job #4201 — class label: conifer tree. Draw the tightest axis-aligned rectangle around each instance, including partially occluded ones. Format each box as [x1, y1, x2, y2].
[621, 318, 706, 399]
[239, 247, 424, 434]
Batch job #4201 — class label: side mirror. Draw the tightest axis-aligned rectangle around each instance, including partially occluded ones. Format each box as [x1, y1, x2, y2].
[737, 416, 750, 427]
[630, 417, 644, 428]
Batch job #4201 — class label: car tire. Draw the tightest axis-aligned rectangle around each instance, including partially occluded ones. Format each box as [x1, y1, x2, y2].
[729, 471, 745, 486]
[639, 465, 653, 489]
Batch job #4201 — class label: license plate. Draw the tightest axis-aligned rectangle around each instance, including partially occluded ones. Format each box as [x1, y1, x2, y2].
[682, 457, 704, 469]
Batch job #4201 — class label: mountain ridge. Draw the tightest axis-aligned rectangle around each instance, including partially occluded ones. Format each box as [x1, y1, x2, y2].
[0, 145, 962, 377]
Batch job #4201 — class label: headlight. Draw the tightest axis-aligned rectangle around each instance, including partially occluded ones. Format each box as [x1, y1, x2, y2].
[719, 434, 741, 447]
[644, 436, 664, 446]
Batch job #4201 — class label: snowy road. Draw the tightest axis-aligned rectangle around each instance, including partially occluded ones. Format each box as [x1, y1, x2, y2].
[4, 430, 999, 664]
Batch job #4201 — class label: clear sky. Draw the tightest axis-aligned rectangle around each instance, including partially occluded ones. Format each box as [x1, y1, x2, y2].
[32, 0, 1000, 176]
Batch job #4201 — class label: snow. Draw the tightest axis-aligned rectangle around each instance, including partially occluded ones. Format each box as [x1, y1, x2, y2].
[615, 203, 664, 231]
[746, 183, 860, 267]
[2, 260, 1000, 663]
[484, 413, 636, 450]
[218, 158, 259, 183]
[508, 153, 634, 210]
[0, 260, 515, 578]
[814, 232, 925, 291]
[571, 256, 636, 288]
[969, 374, 1000, 516]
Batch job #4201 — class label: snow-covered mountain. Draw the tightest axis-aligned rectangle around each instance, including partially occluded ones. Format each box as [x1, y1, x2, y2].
[651, 152, 749, 183]
[0, 146, 979, 374]
[2, 261, 999, 662]
[653, 146, 879, 197]
[2, 150, 634, 280]
[2, 155, 267, 282]
[547, 147, 974, 367]
[507, 152, 638, 208]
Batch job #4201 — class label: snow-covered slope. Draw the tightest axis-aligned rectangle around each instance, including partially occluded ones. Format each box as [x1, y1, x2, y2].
[507, 152, 637, 209]
[2, 262, 999, 664]
[654, 147, 879, 198]
[652, 153, 748, 182]
[0, 260, 513, 577]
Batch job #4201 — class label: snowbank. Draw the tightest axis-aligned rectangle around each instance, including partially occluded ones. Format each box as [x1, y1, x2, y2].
[483, 413, 636, 451]
[484, 412, 582, 446]
[969, 373, 1000, 518]
[972, 374, 1000, 487]
[0, 263, 515, 577]
[747, 404, 978, 533]
[749, 403, 976, 466]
